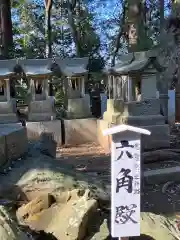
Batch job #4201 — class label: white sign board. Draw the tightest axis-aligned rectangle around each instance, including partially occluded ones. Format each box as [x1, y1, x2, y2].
[103, 124, 151, 239]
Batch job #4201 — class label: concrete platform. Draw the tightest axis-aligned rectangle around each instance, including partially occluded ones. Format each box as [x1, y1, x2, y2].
[26, 120, 62, 146]
[64, 118, 98, 146]
[0, 123, 28, 167]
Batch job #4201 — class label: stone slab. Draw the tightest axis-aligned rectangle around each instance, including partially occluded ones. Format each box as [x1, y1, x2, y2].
[144, 166, 180, 184]
[0, 123, 28, 167]
[0, 114, 18, 124]
[121, 115, 165, 126]
[125, 98, 161, 116]
[28, 99, 55, 121]
[97, 121, 170, 152]
[0, 135, 5, 166]
[5, 127, 28, 162]
[97, 119, 111, 154]
[64, 118, 97, 146]
[28, 113, 56, 121]
[141, 124, 170, 151]
[66, 98, 92, 119]
[26, 120, 62, 146]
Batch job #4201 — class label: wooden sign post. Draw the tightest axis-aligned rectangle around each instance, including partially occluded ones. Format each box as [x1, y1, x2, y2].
[103, 124, 151, 239]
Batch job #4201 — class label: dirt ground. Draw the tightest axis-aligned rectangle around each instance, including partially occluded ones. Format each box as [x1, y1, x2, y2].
[56, 143, 180, 217]
[0, 142, 180, 223]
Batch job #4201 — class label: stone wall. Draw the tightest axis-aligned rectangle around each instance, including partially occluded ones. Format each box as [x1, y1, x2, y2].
[0, 124, 28, 167]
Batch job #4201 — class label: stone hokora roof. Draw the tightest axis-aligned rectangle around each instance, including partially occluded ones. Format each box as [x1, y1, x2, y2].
[108, 50, 165, 75]
[55, 57, 89, 77]
[0, 59, 17, 78]
[18, 59, 52, 77]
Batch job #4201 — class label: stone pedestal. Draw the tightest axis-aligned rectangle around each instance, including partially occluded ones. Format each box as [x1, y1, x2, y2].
[66, 98, 92, 119]
[102, 99, 170, 150]
[28, 78, 56, 121]
[28, 98, 55, 121]
[0, 80, 18, 123]
[0, 101, 18, 123]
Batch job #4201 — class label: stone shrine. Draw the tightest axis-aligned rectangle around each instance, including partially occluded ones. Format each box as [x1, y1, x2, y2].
[55, 57, 91, 119]
[19, 59, 55, 121]
[101, 51, 170, 150]
[0, 60, 18, 123]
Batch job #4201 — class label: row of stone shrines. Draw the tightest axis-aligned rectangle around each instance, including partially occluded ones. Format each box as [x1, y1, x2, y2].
[99, 50, 170, 150]
[0, 50, 170, 150]
[0, 57, 91, 122]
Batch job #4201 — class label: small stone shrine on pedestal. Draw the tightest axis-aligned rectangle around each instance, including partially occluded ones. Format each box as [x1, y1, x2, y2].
[0, 60, 18, 123]
[19, 59, 55, 121]
[55, 57, 91, 119]
[102, 51, 170, 150]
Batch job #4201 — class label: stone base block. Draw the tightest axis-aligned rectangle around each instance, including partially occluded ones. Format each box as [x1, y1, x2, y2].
[0, 123, 28, 167]
[0, 135, 6, 166]
[104, 113, 165, 126]
[144, 166, 180, 184]
[141, 124, 170, 151]
[26, 120, 62, 146]
[5, 127, 28, 161]
[28, 113, 56, 121]
[64, 118, 97, 146]
[66, 98, 92, 119]
[122, 115, 165, 126]
[97, 120, 111, 154]
[97, 120, 170, 152]
[28, 99, 55, 121]
[0, 113, 18, 123]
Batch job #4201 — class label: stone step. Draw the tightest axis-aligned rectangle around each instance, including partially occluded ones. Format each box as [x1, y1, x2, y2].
[144, 166, 180, 184]
[122, 115, 165, 126]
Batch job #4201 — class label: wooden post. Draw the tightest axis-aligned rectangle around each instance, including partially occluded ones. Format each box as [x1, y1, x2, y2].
[103, 124, 151, 239]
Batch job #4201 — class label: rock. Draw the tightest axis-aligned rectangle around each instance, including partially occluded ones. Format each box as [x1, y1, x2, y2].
[16, 164, 110, 202]
[140, 212, 180, 240]
[88, 219, 110, 240]
[17, 189, 98, 240]
[39, 132, 57, 158]
[0, 205, 30, 240]
[17, 194, 56, 223]
[46, 189, 98, 240]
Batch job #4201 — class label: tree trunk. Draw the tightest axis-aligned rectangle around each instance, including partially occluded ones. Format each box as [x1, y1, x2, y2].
[0, 0, 13, 58]
[44, 0, 52, 58]
[111, 2, 126, 67]
[126, 0, 147, 52]
[44, 0, 53, 95]
[159, 0, 164, 38]
[67, 0, 84, 57]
